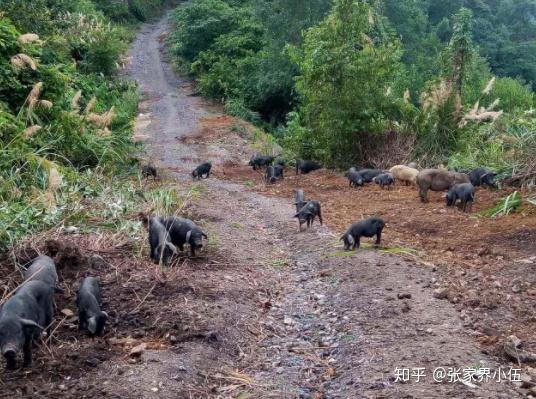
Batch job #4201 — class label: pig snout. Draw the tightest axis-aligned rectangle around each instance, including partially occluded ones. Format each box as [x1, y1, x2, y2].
[2, 347, 17, 369]
[3, 347, 17, 358]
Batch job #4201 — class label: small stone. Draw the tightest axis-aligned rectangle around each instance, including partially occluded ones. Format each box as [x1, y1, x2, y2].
[63, 226, 79, 234]
[151, 387, 159, 393]
[283, 316, 293, 325]
[397, 293, 412, 300]
[58, 385, 67, 391]
[169, 335, 178, 344]
[433, 288, 448, 299]
[129, 343, 146, 358]
[61, 308, 74, 317]
[508, 335, 522, 349]
[512, 285, 522, 294]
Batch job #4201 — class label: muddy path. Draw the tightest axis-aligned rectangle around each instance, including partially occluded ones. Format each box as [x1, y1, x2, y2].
[121, 15, 524, 398]
[0, 14, 525, 399]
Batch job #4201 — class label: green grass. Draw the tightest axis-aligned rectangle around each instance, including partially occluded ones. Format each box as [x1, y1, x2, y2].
[480, 191, 522, 217]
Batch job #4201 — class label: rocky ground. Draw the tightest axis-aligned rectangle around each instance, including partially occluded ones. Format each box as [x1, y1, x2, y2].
[0, 13, 534, 399]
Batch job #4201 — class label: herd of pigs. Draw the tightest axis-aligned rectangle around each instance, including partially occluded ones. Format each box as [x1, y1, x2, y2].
[0, 256, 106, 370]
[246, 154, 497, 249]
[0, 154, 497, 371]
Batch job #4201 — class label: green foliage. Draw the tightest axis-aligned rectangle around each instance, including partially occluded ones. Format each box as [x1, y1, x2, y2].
[481, 191, 522, 217]
[490, 78, 535, 112]
[170, 0, 330, 127]
[171, 0, 246, 62]
[449, 111, 536, 181]
[0, 1, 152, 250]
[168, 0, 535, 180]
[419, 0, 536, 90]
[286, 0, 408, 166]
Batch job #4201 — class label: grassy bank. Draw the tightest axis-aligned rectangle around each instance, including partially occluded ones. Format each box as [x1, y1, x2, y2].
[0, 1, 174, 251]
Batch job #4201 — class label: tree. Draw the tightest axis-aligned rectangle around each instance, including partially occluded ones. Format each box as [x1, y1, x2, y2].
[447, 7, 474, 118]
[288, 0, 406, 165]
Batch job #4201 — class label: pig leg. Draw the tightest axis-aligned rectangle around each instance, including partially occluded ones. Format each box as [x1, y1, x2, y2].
[354, 236, 360, 250]
[22, 339, 32, 367]
[419, 187, 428, 202]
[318, 210, 323, 226]
[190, 246, 196, 257]
[79, 311, 86, 331]
[375, 230, 382, 246]
[150, 244, 155, 261]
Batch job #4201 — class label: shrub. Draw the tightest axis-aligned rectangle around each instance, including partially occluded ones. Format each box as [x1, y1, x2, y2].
[287, 0, 408, 166]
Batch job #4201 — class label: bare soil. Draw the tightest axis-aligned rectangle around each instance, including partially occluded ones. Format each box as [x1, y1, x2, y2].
[0, 14, 534, 399]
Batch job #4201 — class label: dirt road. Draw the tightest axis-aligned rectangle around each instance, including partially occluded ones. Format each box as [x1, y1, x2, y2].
[121, 15, 523, 398]
[0, 14, 525, 399]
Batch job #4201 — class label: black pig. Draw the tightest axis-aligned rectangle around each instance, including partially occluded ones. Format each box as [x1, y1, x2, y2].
[348, 169, 364, 187]
[192, 162, 212, 179]
[0, 281, 52, 369]
[468, 167, 497, 188]
[294, 201, 323, 231]
[296, 160, 322, 175]
[249, 155, 274, 170]
[266, 166, 277, 184]
[77, 277, 108, 337]
[373, 173, 395, 189]
[149, 217, 177, 265]
[274, 165, 284, 180]
[341, 217, 385, 250]
[24, 255, 59, 291]
[355, 169, 384, 184]
[446, 183, 475, 213]
[164, 217, 208, 257]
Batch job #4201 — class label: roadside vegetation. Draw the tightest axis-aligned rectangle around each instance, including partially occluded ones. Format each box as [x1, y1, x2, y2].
[169, 0, 536, 184]
[0, 0, 172, 250]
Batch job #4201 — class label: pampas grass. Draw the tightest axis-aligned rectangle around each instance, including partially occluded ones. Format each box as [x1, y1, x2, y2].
[482, 77, 496, 95]
[37, 100, 53, 109]
[84, 97, 96, 114]
[17, 33, 40, 44]
[403, 89, 411, 104]
[22, 125, 42, 138]
[10, 54, 37, 71]
[71, 90, 82, 110]
[87, 106, 115, 127]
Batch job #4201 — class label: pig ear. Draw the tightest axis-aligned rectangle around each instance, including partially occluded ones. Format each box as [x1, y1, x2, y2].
[101, 311, 109, 319]
[20, 319, 43, 331]
[88, 317, 97, 334]
[201, 232, 208, 239]
[185, 230, 192, 243]
[293, 213, 299, 218]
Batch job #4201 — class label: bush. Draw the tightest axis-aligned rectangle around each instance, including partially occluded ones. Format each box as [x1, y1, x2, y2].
[0, 5, 140, 250]
[286, 0, 408, 166]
